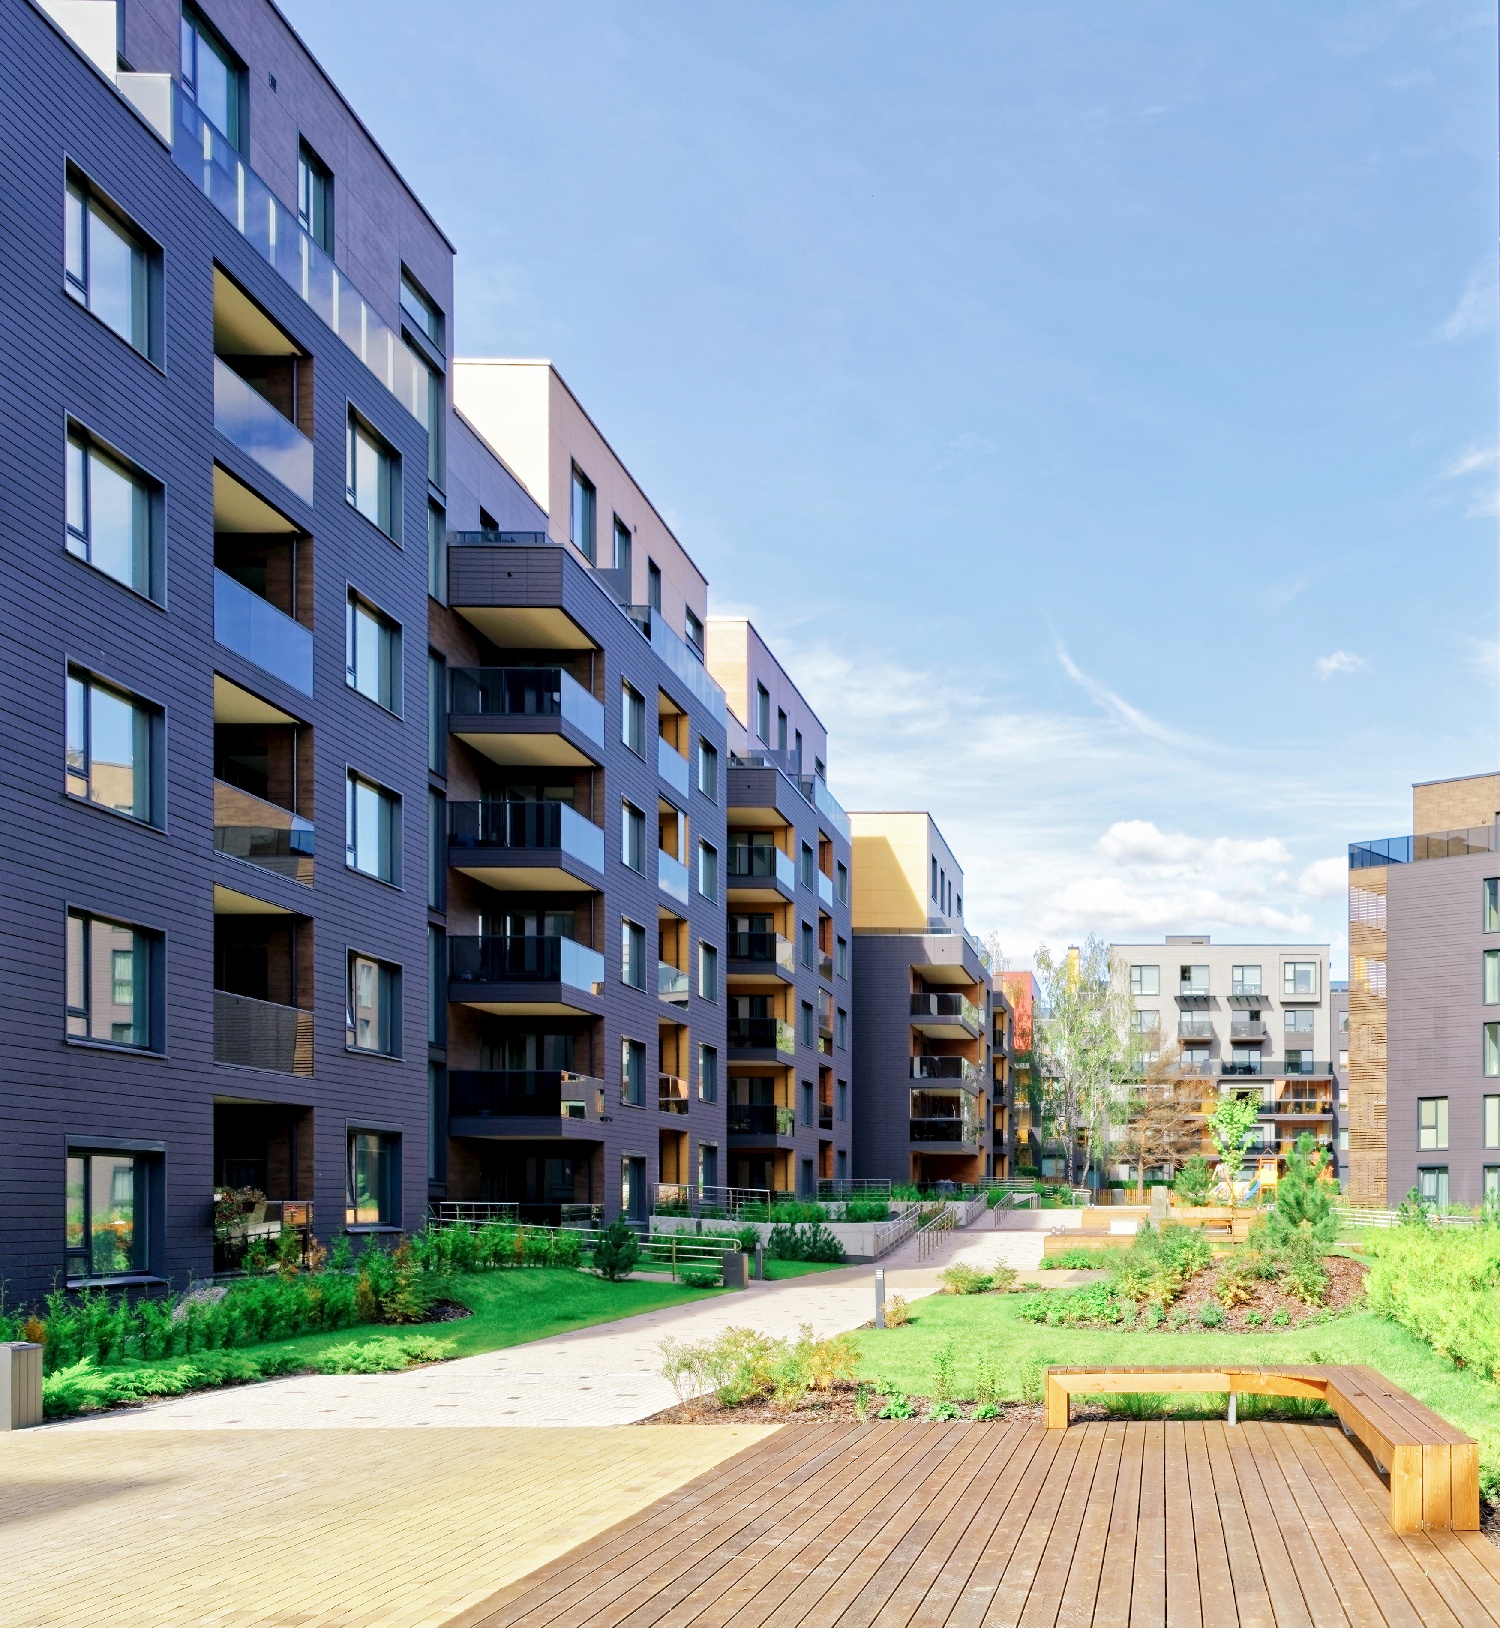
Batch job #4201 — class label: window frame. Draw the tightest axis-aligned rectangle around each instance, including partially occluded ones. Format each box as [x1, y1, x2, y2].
[65, 666, 163, 827]
[696, 738, 718, 802]
[65, 909, 162, 1053]
[345, 1129, 401, 1227]
[65, 1148, 159, 1282]
[1282, 960, 1318, 999]
[345, 770, 403, 887]
[621, 1037, 645, 1106]
[621, 801, 646, 873]
[698, 941, 719, 1003]
[698, 840, 719, 903]
[180, 3, 248, 151]
[1485, 1094, 1500, 1150]
[346, 951, 402, 1057]
[345, 590, 403, 715]
[1417, 1095, 1449, 1152]
[1486, 878, 1500, 934]
[400, 270, 445, 354]
[620, 681, 646, 756]
[613, 515, 632, 576]
[1130, 964, 1161, 997]
[621, 918, 646, 990]
[296, 137, 334, 255]
[570, 464, 596, 563]
[64, 169, 163, 365]
[65, 423, 164, 602]
[345, 408, 402, 542]
[698, 1043, 718, 1103]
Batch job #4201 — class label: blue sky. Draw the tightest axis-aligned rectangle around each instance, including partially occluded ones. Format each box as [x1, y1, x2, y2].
[287, 0, 1498, 972]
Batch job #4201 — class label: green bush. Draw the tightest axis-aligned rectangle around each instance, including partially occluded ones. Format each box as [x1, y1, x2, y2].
[765, 1222, 845, 1263]
[1173, 1155, 1214, 1207]
[678, 1266, 720, 1290]
[1363, 1222, 1500, 1379]
[310, 1334, 452, 1374]
[1112, 1223, 1212, 1306]
[1197, 1301, 1224, 1328]
[591, 1220, 643, 1281]
[840, 1199, 891, 1222]
[938, 1264, 993, 1295]
[1265, 1134, 1337, 1250]
[1015, 1281, 1130, 1328]
[1041, 1246, 1117, 1271]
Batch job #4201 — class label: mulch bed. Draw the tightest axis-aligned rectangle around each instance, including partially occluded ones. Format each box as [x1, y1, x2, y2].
[1141, 1254, 1367, 1332]
[638, 1390, 1049, 1426]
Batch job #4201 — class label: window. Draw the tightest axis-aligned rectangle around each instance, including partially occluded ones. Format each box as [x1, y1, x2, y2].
[836, 936, 849, 979]
[1232, 965, 1262, 995]
[1283, 961, 1318, 998]
[428, 789, 446, 911]
[621, 1154, 646, 1220]
[699, 942, 719, 1001]
[1339, 1011, 1350, 1033]
[65, 175, 159, 361]
[685, 608, 704, 657]
[800, 843, 815, 889]
[570, 465, 596, 563]
[836, 1007, 847, 1049]
[698, 841, 719, 903]
[346, 773, 402, 885]
[794, 729, 803, 772]
[697, 739, 718, 801]
[613, 516, 632, 577]
[412, 349, 443, 489]
[1487, 879, 1500, 933]
[1486, 952, 1500, 1006]
[66, 1151, 151, 1279]
[1130, 965, 1160, 997]
[699, 1044, 718, 1103]
[621, 801, 645, 872]
[347, 413, 401, 540]
[621, 1038, 645, 1105]
[836, 861, 848, 904]
[1488, 1167, 1500, 1201]
[65, 670, 158, 824]
[799, 1001, 814, 1047]
[1180, 964, 1208, 995]
[801, 920, 815, 970]
[1418, 1096, 1449, 1151]
[1338, 1128, 1349, 1152]
[622, 920, 646, 990]
[931, 855, 938, 902]
[699, 1143, 718, 1190]
[800, 1080, 814, 1127]
[347, 953, 401, 1055]
[1486, 1096, 1500, 1149]
[67, 912, 157, 1050]
[777, 709, 788, 752]
[181, 4, 245, 148]
[427, 1063, 445, 1183]
[648, 559, 661, 610]
[1418, 1167, 1450, 1209]
[1131, 1009, 1160, 1034]
[837, 1079, 848, 1121]
[346, 594, 402, 713]
[1487, 1024, 1500, 1077]
[427, 503, 446, 602]
[621, 681, 646, 755]
[756, 683, 771, 743]
[427, 926, 445, 1046]
[427, 652, 446, 775]
[66, 427, 161, 599]
[296, 139, 333, 254]
[400, 271, 444, 353]
[346, 1131, 400, 1226]
[1284, 1009, 1314, 1034]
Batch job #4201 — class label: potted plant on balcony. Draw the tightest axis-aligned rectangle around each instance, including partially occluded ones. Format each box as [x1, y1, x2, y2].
[212, 1185, 266, 1269]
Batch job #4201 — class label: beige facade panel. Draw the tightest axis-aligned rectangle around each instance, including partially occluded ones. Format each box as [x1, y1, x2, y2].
[1412, 774, 1499, 836]
[1347, 866, 1388, 1206]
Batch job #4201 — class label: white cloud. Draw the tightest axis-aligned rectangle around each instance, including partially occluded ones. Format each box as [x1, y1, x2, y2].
[1443, 444, 1498, 479]
[1298, 857, 1347, 899]
[1436, 263, 1498, 342]
[1055, 643, 1195, 747]
[1315, 650, 1367, 679]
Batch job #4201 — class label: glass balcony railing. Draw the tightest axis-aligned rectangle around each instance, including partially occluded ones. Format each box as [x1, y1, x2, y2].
[447, 530, 551, 548]
[1178, 1019, 1214, 1042]
[448, 668, 605, 746]
[911, 993, 984, 1030]
[728, 1018, 797, 1054]
[213, 569, 314, 696]
[213, 359, 314, 505]
[1229, 1020, 1268, 1042]
[657, 735, 690, 798]
[448, 801, 604, 874]
[214, 780, 314, 884]
[818, 953, 835, 982]
[728, 932, 795, 974]
[657, 849, 690, 904]
[819, 1104, 834, 1130]
[175, 96, 429, 427]
[910, 1056, 985, 1089]
[728, 1104, 796, 1136]
[817, 869, 835, 908]
[658, 962, 690, 1005]
[448, 935, 606, 997]
[727, 846, 797, 892]
[659, 1075, 690, 1115]
[448, 1070, 603, 1121]
[213, 991, 313, 1076]
[627, 607, 727, 726]
[1350, 826, 1498, 869]
[909, 1118, 977, 1144]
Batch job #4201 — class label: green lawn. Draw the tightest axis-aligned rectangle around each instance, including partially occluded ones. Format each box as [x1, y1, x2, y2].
[760, 1259, 847, 1281]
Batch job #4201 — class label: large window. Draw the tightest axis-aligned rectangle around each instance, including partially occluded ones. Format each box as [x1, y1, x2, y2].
[427, 651, 446, 775]
[699, 942, 719, 1002]
[698, 841, 719, 903]
[66, 1151, 150, 1280]
[1486, 951, 1500, 1007]
[64, 175, 159, 362]
[621, 682, 646, 755]
[1283, 961, 1318, 998]
[427, 503, 446, 602]
[181, 4, 246, 149]
[346, 593, 402, 713]
[1130, 964, 1160, 997]
[1232, 965, 1262, 996]
[613, 516, 632, 577]
[1131, 1009, 1159, 1034]
[427, 926, 446, 1046]
[697, 739, 718, 801]
[66, 912, 157, 1050]
[837, 861, 849, 904]
[756, 683, 770, 743]
[836, 935, 849, 979]
[66, 670, 158, 824]
[1487, 1024, 1500, 1078]
[1485, 1095, 1500, 1149]
[297, 139, 333, 254]
[800, 843, 815, 890]
[346, 411, 401, 539]
[66, 428, 161, 600]
[346, 773, 402, 884]
[621, 802, 646, 873]
[347, 953, 401, 1055]
[685, 608, 704, 658]
[401, 272, 445, 353]
[1418, 1167, 1450, 1209]
[837, 1078, 848, 1121]
[1487, 878, 1500, 934]
[698, 1043, 718, 1103]
[1417, 1096, 1449, 1151]
[621, 1038, 645, 1106]
[622, 919, 646, 990]
[648, 559, 662, 610]
[1284, 1009, 1313, 1034]
[836, 1007, 847, 1049]
[570, 465, 596, 563]
[799, 1001, 814, 1047]
[346, 1130, 400, 1226]
[428, 789, 446, 910]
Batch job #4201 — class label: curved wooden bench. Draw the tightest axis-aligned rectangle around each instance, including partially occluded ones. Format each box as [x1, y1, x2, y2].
[1043, 1363, 1478, 1535]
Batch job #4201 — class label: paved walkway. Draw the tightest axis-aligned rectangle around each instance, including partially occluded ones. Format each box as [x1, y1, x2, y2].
[62, 1210, 1034, 1433]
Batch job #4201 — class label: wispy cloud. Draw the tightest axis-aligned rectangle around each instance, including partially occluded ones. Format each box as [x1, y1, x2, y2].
[1315, 650, 1368, 679]
[1436, 263, 1498, 342]
[1443, 444, 1498, 479]
[1055, 643, 1193, 747]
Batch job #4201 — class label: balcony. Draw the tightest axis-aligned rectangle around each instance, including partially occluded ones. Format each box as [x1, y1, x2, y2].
[1231, 982, 1264, 1001]
[448, 668, 605, 768]
[1177, 1018, 1214, 1043]
[1178, 981, 1210, 1002]
[910, 1056, 985, 1090]
[449, 935, 606, 1014]
[1220, 1058, 1331, 1080]
[818, 1103, 834, 1131]
[727, 845, 797, 901]
[447, 1070, 605, 1137]
[213, 991, 313, 1077]
[728, 1017, 796, 1056]
[213, 358, 314, 506]
[213, 781, 314, 885]
[448, 801, 604, 892]
[1350, 825, 1499, 870]
[657, 735, 690, 798]
[214, 569, 313, 696]
[1229, 1020, 1268, 1043]
[658, 962, 690, 1007]
[625, 607, 727, 726]
[818, 953, 835, 982]
[1260, 1095, 1333, 1118]
[728, 932, 795, 981]
[912, 992, 985, 1038]
[648, 849, 688, 907]
[659, 1075, 690, 1115]
[817, 870, 835, 908]
[909, 1118, 980, 1144]
[728, 1104, 797, 1137]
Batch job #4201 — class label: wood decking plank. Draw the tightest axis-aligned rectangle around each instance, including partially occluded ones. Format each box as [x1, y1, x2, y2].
[1417, 1533, 1500, 1628]
[1129, 1420, 1167, 1628]
[1091, 1413, 1146, 1626]
[1053, 1423, 1128, 1628]
[1162, 1423, 1202, 1628]
[1182, 1422, 1237, 1628]
[1204, 1423, 1274, 1628]
[1018, 1422, 1110, 1628]
[977, 1424, 1090, 1627]
[1232, 1424, 1342, 1628]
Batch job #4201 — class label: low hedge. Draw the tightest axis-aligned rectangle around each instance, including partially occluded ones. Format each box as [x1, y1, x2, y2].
[1362, 1223, 1500, 1381]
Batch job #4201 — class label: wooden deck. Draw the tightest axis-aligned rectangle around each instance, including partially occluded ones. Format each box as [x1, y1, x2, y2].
[464, 1419, 1500, 1627]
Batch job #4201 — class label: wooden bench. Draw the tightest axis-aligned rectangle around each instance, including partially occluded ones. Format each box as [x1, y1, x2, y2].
[1043, 1363, 1479, 1535]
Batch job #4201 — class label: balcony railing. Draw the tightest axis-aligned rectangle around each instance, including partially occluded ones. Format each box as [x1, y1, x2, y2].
[175, 96, 430, 426]
[727, 845, 797, 892]
[657, 735, 690, 798]
[1231, 982, 1263, 999]
[818, 953, 835, 982]
[1177, 1018, 1213, 1042]
[910, 1056, 985, 1089]
[1229, 1020, 1268, 1042]
[448, 935, 606, 996]
[909, 1117, 979, 1144]
[1179, 981, 1210, 999]
[1260, 1096, 1333, 1117]
[728, 1018, 796, 1054]
[728, 1104, 796, 1136]
[449, 668, 605, 746]
[447, 530, 551, 548]
[1220, 1058, 1331, 1079]
[728, 932, 795, 974]
[448, 1070, 604, 1120]
[659, 1075, 690, 1115]
[912, 992, 984, 1030]
[624, 607, 727, 726]
[1350, 825, 1499, 870]
[213, 358, 314, 505]
[658, 962, 690, 1006]
[657, 849, 690, 904]
[213, 780, 314, 884]
[213, 569, 314, 696]
[817, 869, 835, 908]
[213, 991, 313, 1076]
[818, 1104, 834, 1130]
[448, 801, 604, 874]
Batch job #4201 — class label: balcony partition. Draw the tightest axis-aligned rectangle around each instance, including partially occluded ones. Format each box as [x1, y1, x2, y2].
[449, 935, 606, 996]
[657, 849, 690, 905]
[449, 668, 605, 746]
[214, 569, 313, 695]
[657, 735, 690, 798]
[659, 1075, 690, 1115]
[658, 962, 690, 1006]
[213, 780, 314, 884]
[213, 359, 314, 504]
[213, 991, 313, 1076]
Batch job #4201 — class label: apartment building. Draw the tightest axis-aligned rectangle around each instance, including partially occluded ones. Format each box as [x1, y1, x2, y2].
[1347, 772, 1500, 1208]
[849, 813, 994, 1185]
[1000, 969, 1039, 1174]
[1330, 980, 1349, 1180]
[990, 982, 1016, 1179]
[1117, 936, 1333, 1181]
[705, 620, 854, 1197]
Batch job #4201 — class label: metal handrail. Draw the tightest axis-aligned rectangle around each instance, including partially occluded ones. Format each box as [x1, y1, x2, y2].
[915, 1205, 956, 1262]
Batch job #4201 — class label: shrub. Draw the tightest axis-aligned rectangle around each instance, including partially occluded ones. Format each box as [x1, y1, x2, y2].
[973, 1402, 1003, 1421]
[765, 1223, 845, 1263]
[1197, 1301, 1224, 1328]
[885, 1294, 910, 1328]
[841, 1199, 891, 1222]
[1019, 1360, 1046, 1404]
[1113, 1224, 1212, 1306]
[1245, 1309, 1263, 1327]
[1042, 1246, 1116, 1270]
[311, 1335, 452, 1374]
[933, 1341, 958, 1402]
[1173, 1155, 1214, 1207]
[592, 1220, 642, 1281]
[1265, 1134, 1337, 1250]
[973, 1354, 1004, 1406]
[679, 1267, 720, 1289]
[1136, 1300, 1163, 1330]
[878, 1394, 915, 1419]
[660, 1323, 860, 1410]
[939, 1264, 992, 1295]
[928, 1401, 963, 1421]
[1364, 1222, 1500, 1378]
[1270, 1308, 1290, 1327]
[1216, 1255, 1259, 1309]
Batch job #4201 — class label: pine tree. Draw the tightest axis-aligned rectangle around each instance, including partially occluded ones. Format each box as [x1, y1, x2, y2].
[1266, 1132, 1337, 1247]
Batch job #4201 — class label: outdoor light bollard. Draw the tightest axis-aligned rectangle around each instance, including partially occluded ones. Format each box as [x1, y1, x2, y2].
[875, 1266, 886, 1329]
[754, 1243, 765, 1281]
[1, 1342, 43, 1431]
[722, 1250, 748, 1291]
